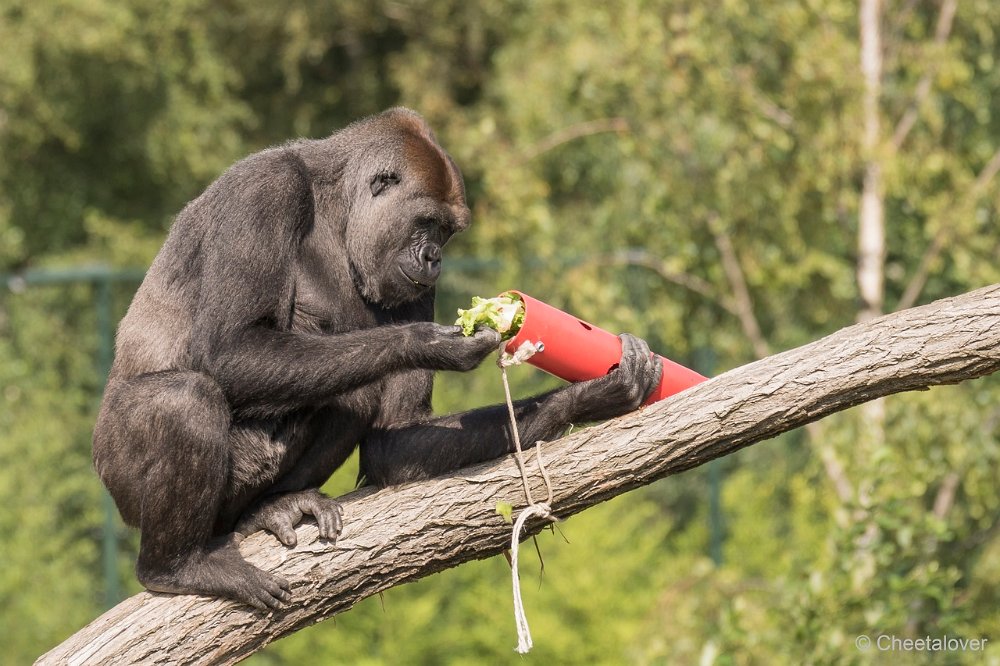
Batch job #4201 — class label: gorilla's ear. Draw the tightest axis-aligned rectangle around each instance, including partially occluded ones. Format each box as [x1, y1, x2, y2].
[370, 170, 401, 197]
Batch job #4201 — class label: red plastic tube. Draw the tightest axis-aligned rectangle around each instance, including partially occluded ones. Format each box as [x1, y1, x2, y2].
[502, 291, 708, 404]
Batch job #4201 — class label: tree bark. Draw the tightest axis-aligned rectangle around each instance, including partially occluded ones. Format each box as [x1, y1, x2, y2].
[38, 284, 1000, 666]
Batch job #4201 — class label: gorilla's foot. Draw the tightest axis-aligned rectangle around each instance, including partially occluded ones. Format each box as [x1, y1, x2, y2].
[236, 488, 343, 547]
[139, 535, 292, 610]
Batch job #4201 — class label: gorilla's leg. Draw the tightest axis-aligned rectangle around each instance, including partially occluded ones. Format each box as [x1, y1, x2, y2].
[94, 371, 291, 610]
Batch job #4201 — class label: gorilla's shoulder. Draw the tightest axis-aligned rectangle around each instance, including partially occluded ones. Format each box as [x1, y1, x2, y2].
[197, 145, 314, 205]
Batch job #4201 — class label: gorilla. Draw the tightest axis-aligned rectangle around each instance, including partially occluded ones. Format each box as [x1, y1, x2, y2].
[93, 108, 662, 610]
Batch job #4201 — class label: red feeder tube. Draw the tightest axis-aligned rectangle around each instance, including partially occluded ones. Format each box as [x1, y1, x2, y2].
[502, 291, 708, 404]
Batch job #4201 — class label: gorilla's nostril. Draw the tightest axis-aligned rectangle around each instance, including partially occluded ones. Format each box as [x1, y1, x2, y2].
[420, 245, 442, 267]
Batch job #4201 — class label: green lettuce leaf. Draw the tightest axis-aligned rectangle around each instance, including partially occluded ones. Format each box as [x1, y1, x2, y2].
[495, 501, 514, 524]
[454, 292, 525, 338]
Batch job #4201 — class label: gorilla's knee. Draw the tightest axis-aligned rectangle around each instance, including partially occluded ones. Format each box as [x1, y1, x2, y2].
[94, 371, 230, 526]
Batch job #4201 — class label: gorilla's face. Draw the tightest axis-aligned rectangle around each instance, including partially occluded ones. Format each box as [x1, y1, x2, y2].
[346, 113, 470, 308]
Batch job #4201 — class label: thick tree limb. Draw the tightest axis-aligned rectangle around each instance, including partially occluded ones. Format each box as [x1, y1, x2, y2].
[38, 284, 1000, 666]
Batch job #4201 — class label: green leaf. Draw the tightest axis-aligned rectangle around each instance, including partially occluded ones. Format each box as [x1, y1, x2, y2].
[495, 501, 514, 524]
[454, 292, 524, 338]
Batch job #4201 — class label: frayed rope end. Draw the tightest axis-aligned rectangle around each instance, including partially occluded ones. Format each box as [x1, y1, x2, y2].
[511, 502, 553, 653]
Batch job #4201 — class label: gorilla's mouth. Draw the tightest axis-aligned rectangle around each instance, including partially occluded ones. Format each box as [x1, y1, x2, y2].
[398, 264, 436, 288]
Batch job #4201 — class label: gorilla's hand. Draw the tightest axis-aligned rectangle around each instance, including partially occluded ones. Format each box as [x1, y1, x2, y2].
[412, 323, 501, 372]
[570, 333, 663, 421]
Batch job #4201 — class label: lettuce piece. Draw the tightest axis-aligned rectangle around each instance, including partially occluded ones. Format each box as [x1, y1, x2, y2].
[455, 292, 525, 338]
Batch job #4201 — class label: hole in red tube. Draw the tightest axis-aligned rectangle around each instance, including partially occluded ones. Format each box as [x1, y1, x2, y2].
[578, 320, 592, 330]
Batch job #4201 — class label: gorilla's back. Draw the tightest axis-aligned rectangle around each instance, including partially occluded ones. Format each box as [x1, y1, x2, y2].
[110, 201, 209, 381]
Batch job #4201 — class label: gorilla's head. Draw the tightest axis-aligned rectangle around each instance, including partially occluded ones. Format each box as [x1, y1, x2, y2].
[342, 108, 471, 308]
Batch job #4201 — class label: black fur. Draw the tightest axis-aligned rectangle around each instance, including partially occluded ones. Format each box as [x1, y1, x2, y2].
[92, 108, 662, 609]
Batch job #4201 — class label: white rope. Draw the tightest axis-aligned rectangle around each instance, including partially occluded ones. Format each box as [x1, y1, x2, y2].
[497, 340, 555, 654]
[510, 502, 551, 653]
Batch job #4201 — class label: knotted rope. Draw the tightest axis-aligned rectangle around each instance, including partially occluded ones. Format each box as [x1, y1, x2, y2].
[497, 340, 555, 653]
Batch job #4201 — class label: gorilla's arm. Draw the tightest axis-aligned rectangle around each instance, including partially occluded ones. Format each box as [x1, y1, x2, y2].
[361, 335, 662, 486]
[362, 391, 571, 486]
[201, 323, 497, 419]
[184, 150, 497, 419]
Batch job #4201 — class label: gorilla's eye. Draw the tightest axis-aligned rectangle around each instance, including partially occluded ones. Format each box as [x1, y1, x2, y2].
[370, 171, 401, 197]
[417, 217, 451, 241]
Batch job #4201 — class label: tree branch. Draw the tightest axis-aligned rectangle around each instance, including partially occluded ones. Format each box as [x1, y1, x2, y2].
[896, 145, 1000, 311]
[38, 284, 1000, 666]
[582, 248, 732, 314]
[520, 117, 630, 162]
[707, 215, 771, 359]
[891, 0, 958, 151]
[701, 218, 855, 506]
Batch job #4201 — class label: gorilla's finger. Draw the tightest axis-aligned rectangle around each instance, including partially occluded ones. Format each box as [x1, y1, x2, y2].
[266, 576, 292, 604]
[315, 509, 331, 539]
[302, 495, 341, 540]
[268, 518, 298, 547]
[247, 595, 270, 612]
[650, 355, 664, 389]
[235, 518, 260, 536]
[318, 508, 338, 540]
[332, 506, 344, 535]
[638, 356, 662, 402]
[472, 326, 502, 343]
[633, 335, 652, 359]
[260, 589, 285, 610]
[280, 529, 298, 548]
[618, 334, 641, 371]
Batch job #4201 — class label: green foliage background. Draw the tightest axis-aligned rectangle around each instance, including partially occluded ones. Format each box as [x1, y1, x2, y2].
[1, 1, 998, 663]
